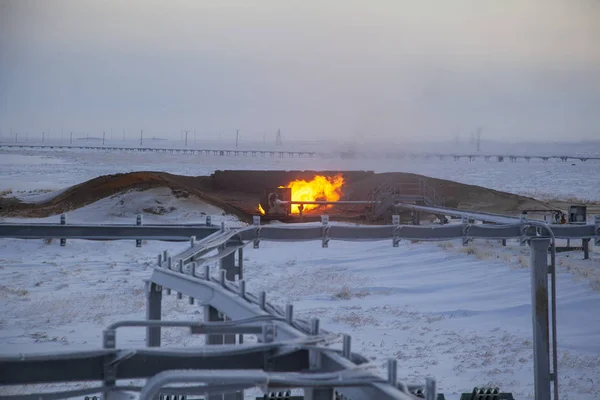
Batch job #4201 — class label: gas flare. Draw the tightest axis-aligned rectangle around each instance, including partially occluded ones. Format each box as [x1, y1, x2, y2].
[258, 203, 265, 215]
[281, 174, 345, 214]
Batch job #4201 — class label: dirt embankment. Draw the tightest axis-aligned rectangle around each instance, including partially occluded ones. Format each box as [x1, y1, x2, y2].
[0, 172, 210, 218]
[0, 170, 562, 221]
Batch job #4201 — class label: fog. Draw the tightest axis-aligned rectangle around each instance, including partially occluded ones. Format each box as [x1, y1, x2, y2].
[1, 0, 599, 144]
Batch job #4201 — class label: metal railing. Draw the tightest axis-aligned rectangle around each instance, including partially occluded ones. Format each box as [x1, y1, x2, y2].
[3, 143, 600, 162]
[1, 211, 599, 399]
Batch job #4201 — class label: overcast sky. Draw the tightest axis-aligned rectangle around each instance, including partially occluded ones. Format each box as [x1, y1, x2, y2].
[1, 0, 599, 143]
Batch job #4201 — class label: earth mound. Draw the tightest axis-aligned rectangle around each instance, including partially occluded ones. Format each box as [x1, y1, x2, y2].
[0, 170, 558, 221]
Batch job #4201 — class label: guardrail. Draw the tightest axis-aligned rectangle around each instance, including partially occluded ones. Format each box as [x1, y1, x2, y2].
[1, 214, 597, 242]
[0, 213, 220, 245]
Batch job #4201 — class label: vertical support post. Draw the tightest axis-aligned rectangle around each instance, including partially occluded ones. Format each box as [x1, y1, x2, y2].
[392, 215, 400, 247]
[204, 239, 242, 400]
[253, 216, 261, 249]
[145, 280, 162, 347]
[425, 377, 437, 400]
[583, 238, 590, 260]
[60, 214, 67, 247]
[595, 215, 600, 248]
[259, 291, 266, 311]
[305, 318, 334, 400]
[136, 213, 143, 248]
[387, 359, 397, 386]
[461, 215, 471, 247]
[237, 247, 244, 280]
[530, 238, 551, 400]
[321, 215, 330, 248]
[520, 213, 529, 246]
[342, 334, 351, 359]
[206, 215, 212, 226]
[203, 274, 227, 397]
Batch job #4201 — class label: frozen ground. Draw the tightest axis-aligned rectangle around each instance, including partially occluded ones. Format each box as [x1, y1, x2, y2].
[1, 148, 600, 399]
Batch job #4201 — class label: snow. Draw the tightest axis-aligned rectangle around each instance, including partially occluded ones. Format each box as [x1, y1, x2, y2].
[1, 187, 241, 226]
[1, 146, 600, 399]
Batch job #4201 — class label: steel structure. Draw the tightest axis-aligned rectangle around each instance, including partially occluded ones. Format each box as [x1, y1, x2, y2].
[0, 221, 219, 241]
[2, 143, 600, 162]
[1, 212, 599, 400]
[0, 213, 596, 242]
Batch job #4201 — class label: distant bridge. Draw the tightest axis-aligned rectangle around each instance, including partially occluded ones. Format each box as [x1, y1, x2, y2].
[1, 144, 599, 162]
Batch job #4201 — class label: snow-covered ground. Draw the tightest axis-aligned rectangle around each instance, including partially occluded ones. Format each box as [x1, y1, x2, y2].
[1, 147, 599, 399]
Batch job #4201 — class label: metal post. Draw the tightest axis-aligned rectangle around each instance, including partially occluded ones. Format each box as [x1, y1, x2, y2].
[203, 240, 241, 400]
[60, 214, 67, 246]
[305, 318, 334, 400]
[145, 281, 162, 347]
[237, 247, 244, 280]
[595, 215, 600, 248]
[530, 238, 551, 400]
[342, 335, 351, 359]
[136, 214, 143, 247]
[582, 238, 590, 260]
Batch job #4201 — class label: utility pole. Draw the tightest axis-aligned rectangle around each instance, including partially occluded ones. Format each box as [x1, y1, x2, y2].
[476, 127, 482, 152]
[103, 131, 106, 145]
[276, 129, 283, 146]
[61, 127, 64, 141]
[184, 130, 188, 146]
[42, 132, 45, 143]
[236, 129, 239, 147]
[140, 129, 143, 146]
[70, 132, 73, 144]
[15, 132, 18, 143]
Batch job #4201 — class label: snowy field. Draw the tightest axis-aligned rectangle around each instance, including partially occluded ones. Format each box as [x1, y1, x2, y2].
[1, 145, 600, 399]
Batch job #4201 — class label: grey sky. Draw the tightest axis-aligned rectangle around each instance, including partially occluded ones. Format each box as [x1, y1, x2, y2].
[1, 0, 599, 143]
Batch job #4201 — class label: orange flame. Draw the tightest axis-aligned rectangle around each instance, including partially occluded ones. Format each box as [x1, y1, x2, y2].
[258, 203, 265, 215]
[281, 174, 345, 214]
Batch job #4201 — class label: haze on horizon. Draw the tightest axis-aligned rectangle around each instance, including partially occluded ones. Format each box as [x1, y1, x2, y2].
[1, 0, 599, 144]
